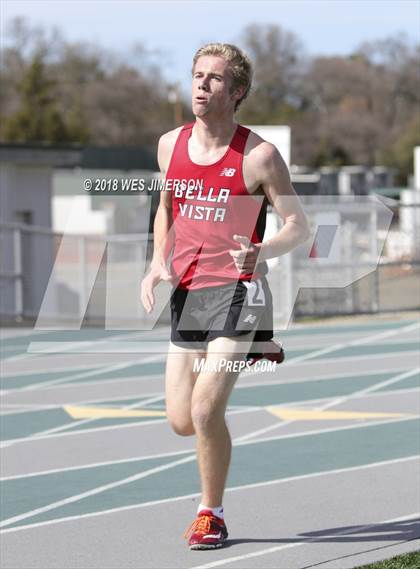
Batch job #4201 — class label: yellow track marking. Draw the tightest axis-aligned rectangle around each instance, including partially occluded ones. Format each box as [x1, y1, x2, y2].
[63, 405, 411, 422]
[265, 407, 411, 421]
[64, 406, 166, 419]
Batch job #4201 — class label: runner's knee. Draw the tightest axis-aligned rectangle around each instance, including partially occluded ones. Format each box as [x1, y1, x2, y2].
[191, 400, 224, 432]
[167, 414, 195, 436]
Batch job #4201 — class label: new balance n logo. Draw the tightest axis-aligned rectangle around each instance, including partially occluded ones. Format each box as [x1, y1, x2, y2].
[243, 314, 257, 324]
[220, 168, 236, 177]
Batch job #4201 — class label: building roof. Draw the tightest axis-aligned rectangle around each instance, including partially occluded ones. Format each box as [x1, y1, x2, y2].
[0, 143, 157, 171]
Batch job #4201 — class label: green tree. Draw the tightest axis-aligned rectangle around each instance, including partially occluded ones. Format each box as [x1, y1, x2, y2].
[66, 96, 90, 144]
[3, 55, 76, 143]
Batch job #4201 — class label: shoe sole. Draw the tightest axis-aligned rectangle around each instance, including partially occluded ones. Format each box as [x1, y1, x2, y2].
[189, 541, 226, 550]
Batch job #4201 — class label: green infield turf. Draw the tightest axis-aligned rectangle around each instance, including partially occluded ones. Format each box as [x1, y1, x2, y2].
[356, 550, 420, 568]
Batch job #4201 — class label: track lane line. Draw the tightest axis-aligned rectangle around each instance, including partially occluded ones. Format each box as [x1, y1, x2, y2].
[1, 352, 166, 395]
[235, 367, 420, 443]
[1, 410, 419, 481]
[1, 409, 419, 530]
[0, 364, 414, 415]
[1, 455, 418, 535]
[189, 511, 420, 569]
[285, 321, 420, 365]
[1, 392, 419, 450]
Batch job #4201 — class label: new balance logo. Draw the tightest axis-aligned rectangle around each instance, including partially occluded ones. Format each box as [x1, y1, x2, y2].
[220, 168, 236, 177]
[243, 314, 257, 324]
[203, 532, 222, 539]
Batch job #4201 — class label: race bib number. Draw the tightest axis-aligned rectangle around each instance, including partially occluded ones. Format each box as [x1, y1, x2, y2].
[242, 279, 266, 307]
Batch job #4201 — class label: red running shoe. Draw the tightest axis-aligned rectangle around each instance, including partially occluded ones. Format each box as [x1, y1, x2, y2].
[247, 339, 285, 366]
[184, 509, 228, 550]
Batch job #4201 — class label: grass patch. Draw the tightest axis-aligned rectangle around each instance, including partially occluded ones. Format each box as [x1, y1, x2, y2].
[356, 550, 420, 568]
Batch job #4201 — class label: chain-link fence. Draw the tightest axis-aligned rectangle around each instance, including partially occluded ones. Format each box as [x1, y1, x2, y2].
[290, 198, 420, 318]
[1, 199, 419, 327]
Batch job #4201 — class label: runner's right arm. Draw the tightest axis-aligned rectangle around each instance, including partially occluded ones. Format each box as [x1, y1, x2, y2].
[140, 129, 180, 313]
[150, 133, 176, 270]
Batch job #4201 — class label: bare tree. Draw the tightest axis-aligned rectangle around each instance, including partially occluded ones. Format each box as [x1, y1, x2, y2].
[0, 17, 178, 145]
[238, 23, 306, 122]
[1, 18, 418, 180]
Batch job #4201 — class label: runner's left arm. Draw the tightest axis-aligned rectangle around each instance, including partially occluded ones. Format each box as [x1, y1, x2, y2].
[254, 142, 310, 262]
[229, 142, 310, 272]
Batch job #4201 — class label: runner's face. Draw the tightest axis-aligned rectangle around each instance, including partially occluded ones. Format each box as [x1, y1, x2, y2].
[192, 56, 236, 117]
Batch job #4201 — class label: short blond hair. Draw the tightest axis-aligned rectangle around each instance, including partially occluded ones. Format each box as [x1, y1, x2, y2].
[192, 43, 253, 111]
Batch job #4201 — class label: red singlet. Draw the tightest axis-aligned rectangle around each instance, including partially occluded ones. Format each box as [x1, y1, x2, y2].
[166, 122, 268, 290]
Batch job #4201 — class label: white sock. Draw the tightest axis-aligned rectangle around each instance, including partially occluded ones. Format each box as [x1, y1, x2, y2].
[198, 503, 224, 519]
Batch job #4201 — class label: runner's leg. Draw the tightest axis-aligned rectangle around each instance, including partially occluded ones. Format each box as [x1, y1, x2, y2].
[191, 333, 254, 507]
[165, 341, 206, 436]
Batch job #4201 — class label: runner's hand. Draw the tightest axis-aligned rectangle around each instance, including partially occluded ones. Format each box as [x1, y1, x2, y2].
[229, 235, 259, 273]
[141, 263, 172, 313]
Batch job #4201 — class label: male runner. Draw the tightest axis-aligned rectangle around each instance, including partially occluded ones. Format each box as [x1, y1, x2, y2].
[141, 43, 310, 550]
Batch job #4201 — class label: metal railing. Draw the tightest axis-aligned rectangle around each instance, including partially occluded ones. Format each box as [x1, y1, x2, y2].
[1, 201, 419, 326]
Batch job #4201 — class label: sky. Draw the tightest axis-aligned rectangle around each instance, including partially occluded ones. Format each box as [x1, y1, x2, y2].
[1, 0, 419, 87]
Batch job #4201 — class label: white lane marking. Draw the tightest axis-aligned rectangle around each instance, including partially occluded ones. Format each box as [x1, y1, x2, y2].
[32, 394, 165, 437]
[2, 328, 416, 380]
[0, 447, 193, 481]
[0, 329, 54, 341]
[2, 412, 419, 482]
[1, 352, 166, 396]
[0, 417, 164, 446]
[0, 455, 418, 534]
[2, 318, 418, 388]
[317, 385, 420, 399]
[235, 367, 420, 443]
[0, 388, 162, 415]
[246, 351, 420, 379]
[238, 415, 420, 448]
[1, 389, 419, 450]
[2, 318, 416, 364]
[282, 335, 420, 353]
[0, 370, 163, 400]
[2, 351, 415, 411]
[1, 364, 414, 416]
[379, 336, 420, 345]
[189, 511, 420, 569]
[1, 318, 414, 344]
[1, 362, 108, 380]
[0, 345, 29, 355]
[1, 328, 170, 370]
[0, 392, 167, 449]
[285, 321, 420, 365]
[2, 342, 418, 399]
[0, 362, 419, 448]
[0, 453, 197, 529]
[240, 362, 418, 387]
[22, 324, 413, 354]
[322, 368, 420, 411]
[1, 323, 418, 474]
[1, 329, 166, 364]
[0, 396, 418, 531]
